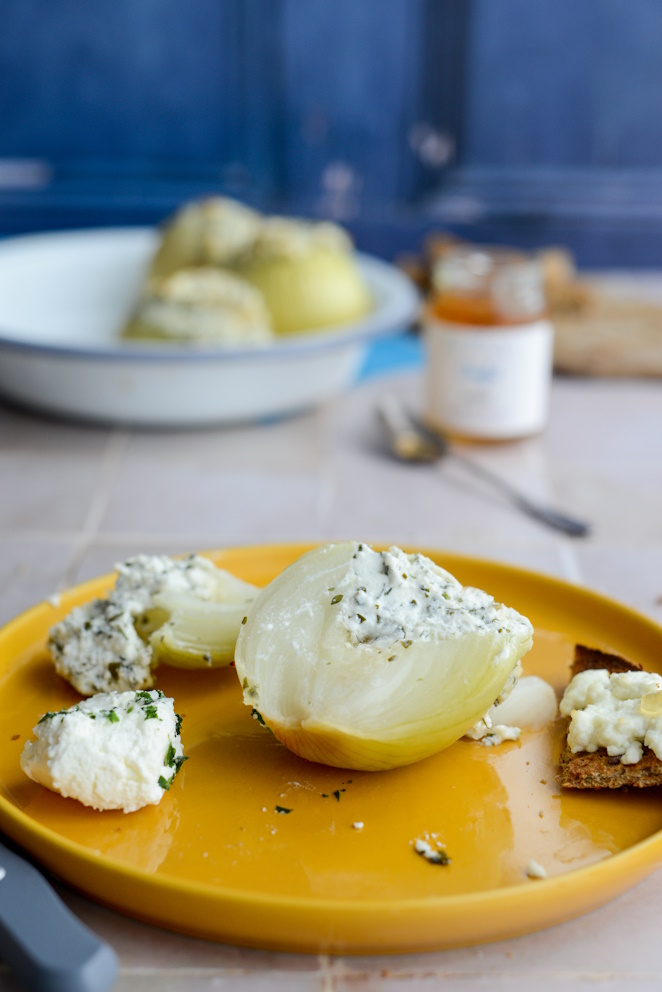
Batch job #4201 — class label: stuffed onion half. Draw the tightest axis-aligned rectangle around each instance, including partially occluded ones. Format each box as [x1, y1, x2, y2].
[234, 542, 533, 771]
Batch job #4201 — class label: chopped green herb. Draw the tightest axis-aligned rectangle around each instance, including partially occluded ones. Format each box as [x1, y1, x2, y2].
[275, 805, 293, 814]
[158, 775, 172, 791]
[401, 640, 413, 649]
[251, 708, 266, 726]
[241, 616, 247, 625]
[37, 708, 67, 724]
[357, 614, 366, 623]
[333, 789, 341, 802]
[424, 850, 450, 865]
[175, 713, 183, 736]
[105, 710, 119, 723]
[331, 594, 343, 605]
[143, 706, 159, 720]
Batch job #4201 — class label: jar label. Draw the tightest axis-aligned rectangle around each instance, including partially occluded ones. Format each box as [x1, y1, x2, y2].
[424, 319, 555, 439]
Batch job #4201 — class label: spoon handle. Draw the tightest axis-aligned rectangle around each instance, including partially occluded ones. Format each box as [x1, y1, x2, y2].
[0, 840, 118, 992]
[450, 452, 590, 538]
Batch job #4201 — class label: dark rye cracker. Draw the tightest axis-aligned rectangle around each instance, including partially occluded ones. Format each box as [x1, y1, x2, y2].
[559, 644, 662, 790]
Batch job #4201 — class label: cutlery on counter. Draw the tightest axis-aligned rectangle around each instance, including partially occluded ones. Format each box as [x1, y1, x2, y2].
[377, 396, 590, 538]
[0, 840, 117, 992]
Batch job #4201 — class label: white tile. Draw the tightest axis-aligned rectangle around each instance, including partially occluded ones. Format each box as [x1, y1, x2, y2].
[112, 973, 324, 991]
[0, 402, 110, 456]
[0, 452, 109, 534]
[572, 547, 662, 622]
[0, 537, 77, 625]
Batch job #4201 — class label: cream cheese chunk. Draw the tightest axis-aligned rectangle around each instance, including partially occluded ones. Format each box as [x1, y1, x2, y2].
[560, 667, 662, 764]
[49, 554, 255, 694]
[20, 689, 185, 812]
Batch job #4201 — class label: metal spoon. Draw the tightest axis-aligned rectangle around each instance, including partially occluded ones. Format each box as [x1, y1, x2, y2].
[377, 396, 590, 538]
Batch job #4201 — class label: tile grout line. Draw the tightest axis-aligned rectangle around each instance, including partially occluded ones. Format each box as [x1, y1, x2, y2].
[556, 539, 584, 585]
[318, 954, 336, 991]
[61, 431, 130, 587]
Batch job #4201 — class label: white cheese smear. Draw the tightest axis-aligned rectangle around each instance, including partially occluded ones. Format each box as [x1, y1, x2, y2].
[20, 689, 185, 812]
[560, 668, 662, 764]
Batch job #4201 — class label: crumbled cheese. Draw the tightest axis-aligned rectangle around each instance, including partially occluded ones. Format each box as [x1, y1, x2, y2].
[413, 834, 451, 865]
[525, 859, 547, 879]
[466, 673, 557, 746]
[560, 668, 662, 764]
[20, 690, 185, 812]
[352, 821, 364, 830]
[336, 545, 532, 650]
[48, 554, 227, 695]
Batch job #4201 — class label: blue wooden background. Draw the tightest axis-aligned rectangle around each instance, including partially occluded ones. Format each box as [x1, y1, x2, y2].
[1, 0, 662, 264]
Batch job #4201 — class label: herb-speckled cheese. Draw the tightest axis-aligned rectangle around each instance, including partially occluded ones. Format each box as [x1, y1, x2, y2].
[20, 689, 185, 812]
[49, 554, 224, 695]
[560, 668, 662, 764]
[336, 544, 531, 650]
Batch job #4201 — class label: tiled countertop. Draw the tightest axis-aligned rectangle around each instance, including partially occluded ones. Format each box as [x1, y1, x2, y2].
[1, 367, 662, 991]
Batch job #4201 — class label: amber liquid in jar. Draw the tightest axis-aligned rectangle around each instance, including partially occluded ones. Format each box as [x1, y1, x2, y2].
[424, 247, 554, 443]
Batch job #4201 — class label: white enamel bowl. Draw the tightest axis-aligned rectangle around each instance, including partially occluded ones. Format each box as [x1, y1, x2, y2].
[0, 228, 419, 427]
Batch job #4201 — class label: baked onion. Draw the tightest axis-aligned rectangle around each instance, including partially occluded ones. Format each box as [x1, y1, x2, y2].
[234, 542, 533, 770]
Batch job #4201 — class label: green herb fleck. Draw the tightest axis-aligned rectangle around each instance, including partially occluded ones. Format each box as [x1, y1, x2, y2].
[333, 789, 341, 802]
[158, 775, 172, 791]
[37, 708, 67, 724]
[105, 709, 119, 723]
[401, 640, 412, 649]
[241, 616, 247, 625]
[331, 594, 343, 605]
[275, 805, 293, 814]
[251, 708, 266, 726]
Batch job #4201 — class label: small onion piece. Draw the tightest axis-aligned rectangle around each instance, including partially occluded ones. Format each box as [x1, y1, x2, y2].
[147, 571, 259, 669]
[234, 542, 534, 771]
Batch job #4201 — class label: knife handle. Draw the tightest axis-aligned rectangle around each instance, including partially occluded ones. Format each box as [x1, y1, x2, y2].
[0, 841, 117, 992]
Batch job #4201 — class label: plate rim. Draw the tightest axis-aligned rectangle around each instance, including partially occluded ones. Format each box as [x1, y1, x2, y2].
[2, 542, 662, 951]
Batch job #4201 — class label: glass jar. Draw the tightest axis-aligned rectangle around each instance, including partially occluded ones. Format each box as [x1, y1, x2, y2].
[423, 246, 554, 441]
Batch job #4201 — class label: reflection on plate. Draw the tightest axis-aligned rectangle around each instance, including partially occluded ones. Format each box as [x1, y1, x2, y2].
[2, 544, 662, 953]
[0, 229, 419, 427]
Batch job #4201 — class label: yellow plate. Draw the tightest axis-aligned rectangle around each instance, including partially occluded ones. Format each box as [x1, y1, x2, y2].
[2, 543, 662, 954]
